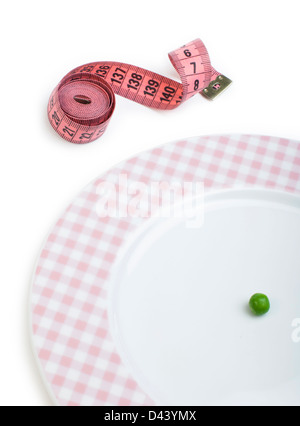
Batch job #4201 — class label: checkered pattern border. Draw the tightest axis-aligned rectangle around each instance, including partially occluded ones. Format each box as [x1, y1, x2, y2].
[30, 134, 300, 405]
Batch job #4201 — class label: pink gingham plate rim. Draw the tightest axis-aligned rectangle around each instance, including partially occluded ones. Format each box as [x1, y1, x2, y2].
[29, 134, 300, 406]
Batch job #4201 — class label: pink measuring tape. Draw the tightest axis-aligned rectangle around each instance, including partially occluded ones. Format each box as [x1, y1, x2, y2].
[48, 38, 231, 144]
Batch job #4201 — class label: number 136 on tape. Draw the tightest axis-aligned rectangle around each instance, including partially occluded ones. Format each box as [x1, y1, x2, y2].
[48, 39, 232, 144]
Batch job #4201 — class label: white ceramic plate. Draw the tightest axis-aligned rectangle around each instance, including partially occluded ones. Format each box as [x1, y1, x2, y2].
[30, 134, 300, 406]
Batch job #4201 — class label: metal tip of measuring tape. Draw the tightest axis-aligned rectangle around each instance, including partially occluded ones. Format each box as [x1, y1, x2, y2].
[201, 75, 232, 100]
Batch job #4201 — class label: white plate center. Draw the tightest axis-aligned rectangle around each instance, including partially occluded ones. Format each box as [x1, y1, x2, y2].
[109, 190, 300, 405]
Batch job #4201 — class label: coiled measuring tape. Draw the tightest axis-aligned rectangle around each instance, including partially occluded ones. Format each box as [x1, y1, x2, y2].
[48, 39, 231, 144]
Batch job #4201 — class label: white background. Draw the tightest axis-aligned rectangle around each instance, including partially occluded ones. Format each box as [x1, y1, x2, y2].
[1, 0, 300, 406]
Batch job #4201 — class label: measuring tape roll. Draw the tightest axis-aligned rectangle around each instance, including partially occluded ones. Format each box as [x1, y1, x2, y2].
[48, 39, 231, 144]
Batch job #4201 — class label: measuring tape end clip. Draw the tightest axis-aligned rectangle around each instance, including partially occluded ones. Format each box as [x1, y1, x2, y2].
[201, 75, 232, 100]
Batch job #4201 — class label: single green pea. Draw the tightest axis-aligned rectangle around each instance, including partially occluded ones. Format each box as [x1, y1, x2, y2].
[249, 293, 270, 316]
